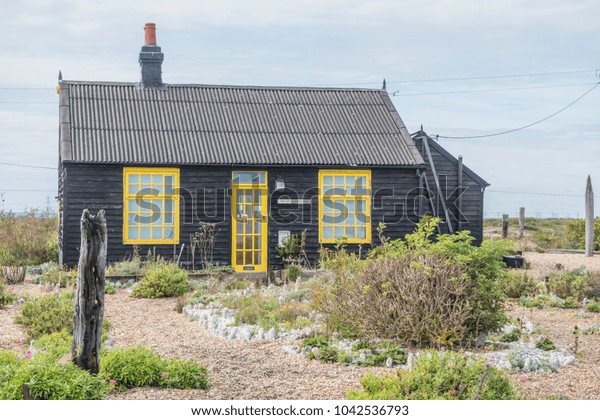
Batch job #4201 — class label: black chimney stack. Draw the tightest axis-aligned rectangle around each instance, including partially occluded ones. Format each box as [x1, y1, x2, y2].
[139, 23, 164, 89]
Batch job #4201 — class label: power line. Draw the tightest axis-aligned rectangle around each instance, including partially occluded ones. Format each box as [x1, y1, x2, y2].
[435, 81, 600, 139]
[0, 189, 57, 192]
[310, 69, 597, 87]
[390, 82, 597, 97]
[0, 162, 56, 170]
[0, 101, 55, 104]
[487, 189, 598, 198]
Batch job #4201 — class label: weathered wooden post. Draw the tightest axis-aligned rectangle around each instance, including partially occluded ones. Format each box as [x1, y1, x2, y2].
[518, 207, 525, 239]
[502, 214, 509, 239]
[72, 209, 107, 374]
[585, 176, 594, 257]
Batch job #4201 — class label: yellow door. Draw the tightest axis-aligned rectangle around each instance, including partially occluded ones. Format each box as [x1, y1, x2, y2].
[232, 171, 268, 273]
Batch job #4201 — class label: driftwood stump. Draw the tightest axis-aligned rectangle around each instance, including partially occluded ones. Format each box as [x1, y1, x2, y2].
[585, 176, 594, 257]
[72, 209, 107, 374]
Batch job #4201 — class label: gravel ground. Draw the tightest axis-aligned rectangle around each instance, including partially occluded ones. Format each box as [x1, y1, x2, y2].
[2, 252, 600, 400]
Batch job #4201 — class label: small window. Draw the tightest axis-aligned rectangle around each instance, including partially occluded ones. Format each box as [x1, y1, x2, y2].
[318, 170, 371, 243]
[123, 168, 179, 244]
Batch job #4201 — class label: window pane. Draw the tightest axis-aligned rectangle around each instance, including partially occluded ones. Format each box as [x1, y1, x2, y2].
[245, 251, 253, 265]
[140, 228, 151, 239]
[152, 174, 162, 184]
[334, 227, 344, 238]
[245, 220, 252, 234]
[346, 227, 355, 238]
[164, 200, 173, 213]
[128, 214, 138, 226]
[152, 228, 162, 239]
[323, 176, 333, 186]
[152, 214, 162, 226]
[346, 200, 355, 212]
[236, 235, 243, 248]
[254, 236, 261, 249]
[357, 200, 366, 212]
[165, 228, 174, 240]
[254, 251, 261, 265]
[141, 174, 151, 184]
[128, 199, 139, 212]
[356, 177, 367, 195]
[128, 174, 139, 184]
[254, 221, 262, 234]
[323, 226, 333, 239]
[165, 176, 174, 194]
[245, 236, 252, 250]
[128, 227, 138, 240]
[253, 205, 262, 218]
[128, 185, 139, 195]
[323, 213, 333, 224]
[165, 213, 174, 225]
[234, 171, 265, 185]
[236, 251, 244, 265]
[346, 214, 355, 225]
[236, 221, 243, 234]
[323, 200, 333, 211]
[334, 176, 344, 185]
[357, 227, 366, 239]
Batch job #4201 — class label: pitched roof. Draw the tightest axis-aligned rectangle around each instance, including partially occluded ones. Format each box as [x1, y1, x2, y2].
[58, 81, 425, 167]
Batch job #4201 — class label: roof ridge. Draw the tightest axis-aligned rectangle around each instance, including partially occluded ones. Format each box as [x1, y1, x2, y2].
[61, 80, 384, 92]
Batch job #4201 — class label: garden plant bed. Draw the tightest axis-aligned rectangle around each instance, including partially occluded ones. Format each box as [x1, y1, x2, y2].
[2, 251, 600, 399]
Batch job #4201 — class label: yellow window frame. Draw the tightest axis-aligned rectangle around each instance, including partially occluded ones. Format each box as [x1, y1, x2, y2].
[123, 167, 180, 245]
[318, 169, 372, 244]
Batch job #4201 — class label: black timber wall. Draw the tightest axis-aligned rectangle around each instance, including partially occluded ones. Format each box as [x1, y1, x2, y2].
[60, 164, 422, 268]
[413, 137, 486, 244]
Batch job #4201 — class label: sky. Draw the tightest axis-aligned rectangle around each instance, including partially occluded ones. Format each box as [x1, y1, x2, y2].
[0, 0, 598, 218]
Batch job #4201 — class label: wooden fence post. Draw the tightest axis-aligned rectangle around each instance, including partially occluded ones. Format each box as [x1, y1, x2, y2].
[502, 214, 509, 239]
[72, 209, 107, 374]
[518, 207, 525, 239]
[585, 176, 594, 257]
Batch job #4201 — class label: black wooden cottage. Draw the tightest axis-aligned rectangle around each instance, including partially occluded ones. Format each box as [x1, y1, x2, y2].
[57, 24, 488, 272]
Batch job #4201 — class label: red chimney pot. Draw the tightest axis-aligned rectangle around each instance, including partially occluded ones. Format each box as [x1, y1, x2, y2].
[144, 23, 157, 45]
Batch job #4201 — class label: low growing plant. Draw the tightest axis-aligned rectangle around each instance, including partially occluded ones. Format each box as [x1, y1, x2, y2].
[15, 292, 75, 340]
[131, 262, 190, 298]
[0, 281, 16, 308]
[586, 302, 600, 313]
[536, 337, 556, 351]
[347, 351, 518, 400]
[499, 328, 521, 343]
[546, 267, 592, 302]
[158, 359, 209, 389]
[498, 272, 539, 299]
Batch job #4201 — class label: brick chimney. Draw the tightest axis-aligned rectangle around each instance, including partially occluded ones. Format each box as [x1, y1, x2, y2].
[139, 23, 164, 89]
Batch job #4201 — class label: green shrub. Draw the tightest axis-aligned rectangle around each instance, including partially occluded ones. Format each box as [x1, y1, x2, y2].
[559, 297, 579, 309]
[520, 294, 562, 309]
[32, 330, 72, 361]
[105, 282, 116, 295]
[158, 359, 209, 389]
[314, 218, 508, 346]
[499, 328, 521, 342]
[35, 267, 77, 288]
[546, 268, 591, 301]
[108, 255, 145, 276]
[0, 350, 107, 400]
[15, 292, 74, 340]
[586, 302, 600, 313]
[536, 337, 556, 351]
[347, 351, 518, 400]
[101, 347, 209, 390]
[0, 280, 16, 308]
[302, 336, 329, 348]
[564, 218, 600, 251]
[0, 212, 58, 268]
[498, 272, 539, 298]
[131, 262, 190, 298]
[100, 347, 163, 388]
[286, 265, 303, 282]
[317, 346, 340, 363]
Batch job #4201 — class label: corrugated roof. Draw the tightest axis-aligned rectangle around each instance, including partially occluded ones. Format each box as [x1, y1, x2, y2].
[59, 81, 425, 166]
